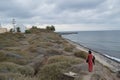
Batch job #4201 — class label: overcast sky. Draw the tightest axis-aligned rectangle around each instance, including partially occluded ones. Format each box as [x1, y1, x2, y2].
[0, 0, 120, 31]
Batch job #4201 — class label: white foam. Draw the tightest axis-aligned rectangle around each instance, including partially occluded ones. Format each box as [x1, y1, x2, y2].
[104, 54, 120, 62]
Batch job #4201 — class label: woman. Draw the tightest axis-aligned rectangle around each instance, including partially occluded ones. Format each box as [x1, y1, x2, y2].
[86, 50, 95, 72]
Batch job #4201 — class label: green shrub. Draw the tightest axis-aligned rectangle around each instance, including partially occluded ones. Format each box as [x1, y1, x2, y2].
[0, 73, 39, 80]
[46, 49, 63, 55]
[14, 76, 39, 80]
[0, 52, 7, 62]
[0, 51, 28, 65]
[74, 51, 88, 59]
[0, 73, 21, 80]
[38, 55, 81, 80]
[47, 55, 81, 64]
[25, 30, 31, 34]
[9, 59, 28, 65]
[64, 46, 74, 52]
[0, 62, 34, 76]
[38, 62, 71, 80]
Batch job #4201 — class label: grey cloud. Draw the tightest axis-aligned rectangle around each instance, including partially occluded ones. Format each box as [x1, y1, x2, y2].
[0, 0, 120, 27]
[0, 0, 38, 19]
[58, 0, 105, 11]
[46, 0, 105, 12]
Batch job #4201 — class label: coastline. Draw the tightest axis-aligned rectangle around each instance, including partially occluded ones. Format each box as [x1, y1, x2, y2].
[65, 38, 120, 72]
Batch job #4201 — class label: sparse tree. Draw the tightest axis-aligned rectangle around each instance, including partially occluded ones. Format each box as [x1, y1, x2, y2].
[25, 30, 31, 33]
[46, 26, 51, 30]
[16, 27, 21, 32]
[51, 25, 55, 31]
[10, 28, 14, 32]
[46, 25, 55, 31]
[32, 26, 37, 29]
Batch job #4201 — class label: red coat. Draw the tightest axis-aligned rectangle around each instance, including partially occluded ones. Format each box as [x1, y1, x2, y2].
[87, 54, 93, 72]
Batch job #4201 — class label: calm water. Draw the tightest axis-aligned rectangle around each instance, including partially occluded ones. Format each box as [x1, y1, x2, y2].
[62, 30, 120, 61]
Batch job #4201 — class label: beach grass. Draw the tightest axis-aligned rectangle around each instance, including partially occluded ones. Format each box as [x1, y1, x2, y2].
[74, 50, 88, 59]
[38, 55, 81, 80]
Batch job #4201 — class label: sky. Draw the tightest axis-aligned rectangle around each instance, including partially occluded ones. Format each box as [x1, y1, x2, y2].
[0, 0, 120, 31]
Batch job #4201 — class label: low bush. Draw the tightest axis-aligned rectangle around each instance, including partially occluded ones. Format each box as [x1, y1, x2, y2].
[38, 55, 81, 80]
[74, 51, 88, 59]
[0, 73, 39, 80]
[38, 62, 71, 80]
[64, 46, 74, 52]
[0, 62, 34, 76]
[47, 55, 81, 64]
[0, 52, 7, 62]
[0, 73, 21, 80]
[25, 30, 31, 34]
[46, 49, 63, 56]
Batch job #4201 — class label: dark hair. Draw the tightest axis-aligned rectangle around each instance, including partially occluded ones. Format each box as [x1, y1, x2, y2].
[88, 50, 92, 54]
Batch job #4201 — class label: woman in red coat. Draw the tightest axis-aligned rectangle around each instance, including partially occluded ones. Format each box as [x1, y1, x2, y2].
[86, 50, 95, 72]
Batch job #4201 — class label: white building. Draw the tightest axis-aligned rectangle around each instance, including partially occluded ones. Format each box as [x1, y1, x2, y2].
[0, 28, 7, 33]
[16, 24, 26, 33]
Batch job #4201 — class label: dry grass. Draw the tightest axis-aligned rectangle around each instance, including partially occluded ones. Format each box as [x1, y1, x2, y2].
[0, 51, 28, 65]
[91, 74, 107, 80]
[0, 73, 39, 80]
[47, 55, 81, 64]
[0, 29, 89, 80]
[0, 73, 21, 80]
[0, 51, 7, 62]
[63, 43, 75, 52]
[0, 62, 34, 76]
[46, 49, 63, 56]
[28, 46, 38, 53]
[64, 47, 73, 52]
[0, 32, 25, 48]
[37, 55, 82, 80]
[38, 62, 71, 80]
[74, 50, 88, 59]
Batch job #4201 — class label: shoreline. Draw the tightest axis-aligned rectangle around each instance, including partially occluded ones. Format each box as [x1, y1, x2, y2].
[65, 38, 120, 72]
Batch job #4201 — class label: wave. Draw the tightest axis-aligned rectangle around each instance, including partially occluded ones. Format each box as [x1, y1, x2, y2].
[104, 54, 120, 62]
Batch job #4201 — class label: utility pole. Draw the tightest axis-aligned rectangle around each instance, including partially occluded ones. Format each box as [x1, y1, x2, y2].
[12, 19, 16, 32]
[0, 23, 1, 28]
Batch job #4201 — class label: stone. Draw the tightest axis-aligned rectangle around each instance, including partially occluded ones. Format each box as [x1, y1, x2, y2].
[6, 53, 23, 59]
[117, 71, 120, 78]
[61, 72, 78, 80]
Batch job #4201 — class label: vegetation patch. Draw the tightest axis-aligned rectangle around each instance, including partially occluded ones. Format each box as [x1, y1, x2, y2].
[47, 55, 81, 64]
[46, 49, 63, 56]
[38, 62, 71, 80]
[37, 55, 81, 80]
[0, 62, 34, 76]
[0, 51, 8, 62]
[74, 51, 88, 59]
[0, 73, 39, 80]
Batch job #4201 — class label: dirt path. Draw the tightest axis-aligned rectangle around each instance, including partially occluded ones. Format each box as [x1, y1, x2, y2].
[77, 62, 118, 80]
[81, 63, 97, 80]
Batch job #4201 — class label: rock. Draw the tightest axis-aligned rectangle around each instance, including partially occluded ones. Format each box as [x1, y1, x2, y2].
[64, 71, 77, 76]
[19, 41, 29, 45]
[6, 53, 23, 59]
[117, 71, 120, 78]
[62, 72, 77, 80]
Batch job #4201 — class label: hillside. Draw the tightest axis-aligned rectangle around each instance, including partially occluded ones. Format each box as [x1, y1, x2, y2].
[0, 28, 119, 80]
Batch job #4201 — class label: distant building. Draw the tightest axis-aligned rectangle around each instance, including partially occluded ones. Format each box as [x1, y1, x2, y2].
[0, 28, 7, 33]
[16, 24, 26, 33]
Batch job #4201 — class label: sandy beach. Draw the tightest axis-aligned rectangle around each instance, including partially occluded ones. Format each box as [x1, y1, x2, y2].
[66, 39, 120, 72]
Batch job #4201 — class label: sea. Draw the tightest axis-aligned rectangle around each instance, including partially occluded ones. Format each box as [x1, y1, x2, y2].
[62, 30, 120, 62]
